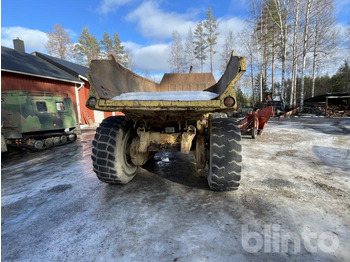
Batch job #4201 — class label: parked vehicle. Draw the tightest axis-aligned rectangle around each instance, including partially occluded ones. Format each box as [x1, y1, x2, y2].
[1, 90, 77, 152]
[87, 54, 246, 191]
[238, 106, 275, 139]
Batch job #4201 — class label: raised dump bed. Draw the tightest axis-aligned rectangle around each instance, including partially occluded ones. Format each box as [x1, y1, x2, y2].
[87, 53, 246, 191]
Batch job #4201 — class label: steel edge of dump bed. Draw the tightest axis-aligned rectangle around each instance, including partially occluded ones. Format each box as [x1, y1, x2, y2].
[86, 54, 246, 115]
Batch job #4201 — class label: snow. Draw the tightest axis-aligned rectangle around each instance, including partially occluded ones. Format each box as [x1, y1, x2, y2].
[2, 118, 350, 261]
[112, 91, 219, 101]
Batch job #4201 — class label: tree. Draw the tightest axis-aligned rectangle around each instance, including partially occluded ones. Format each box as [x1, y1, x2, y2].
[169, 30, 185, 73]
[347, 25, 350, 50]
[45, 24, 73, 60]
[74, 27, 100, 66]
[238, 29, 257, 107]
[310, 0, 338, 97]
[112, 32, 127, 65]
[331, 61, 350, 93]
[100, 31, 113, 58]
[194, 22, 208, 73]
[290, 0, 300, 107]
[100, 31, 129, 67]
[204, 8, 220, 73]
[184, 28, 196, 72]
[254, 73, 268, 102]
[265, 0, 290, 100]
[248, 0, 269, 103]
[124, 48, 134, 70]
[220, 30, 234, 73]
[300, 0, 312, 111]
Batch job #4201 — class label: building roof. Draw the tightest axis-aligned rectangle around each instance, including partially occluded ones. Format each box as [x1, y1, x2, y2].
[1, 46, 83, 84]
[305, 93, 350, 102]
[32, 52, 89, 79]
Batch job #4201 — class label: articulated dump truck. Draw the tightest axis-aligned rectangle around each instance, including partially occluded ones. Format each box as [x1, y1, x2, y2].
[87, 53, 246, 191]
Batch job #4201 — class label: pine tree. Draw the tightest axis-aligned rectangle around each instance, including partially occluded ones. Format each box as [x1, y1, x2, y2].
[204, 7, 219, 73]
[100, 31, 129, 68]
[113, 32, 127, 64]
[193, 22, 208, 73]
[74, 27, 100, 66]
[100, 31, 113, 57]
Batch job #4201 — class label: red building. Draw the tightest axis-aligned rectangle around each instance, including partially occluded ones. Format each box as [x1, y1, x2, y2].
[1, 40, 119, 125]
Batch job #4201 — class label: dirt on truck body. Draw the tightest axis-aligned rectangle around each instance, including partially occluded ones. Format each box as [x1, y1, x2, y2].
[87, 53, 246, 191]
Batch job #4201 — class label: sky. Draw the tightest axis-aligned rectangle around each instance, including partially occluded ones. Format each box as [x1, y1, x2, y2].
[1, 0, 350, 78]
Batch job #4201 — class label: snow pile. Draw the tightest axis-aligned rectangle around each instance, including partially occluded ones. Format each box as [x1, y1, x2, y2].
[112, 91, 219, 101]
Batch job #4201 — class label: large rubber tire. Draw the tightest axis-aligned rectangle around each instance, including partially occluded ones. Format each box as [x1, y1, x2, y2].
[91, 116, 138, 184]
[251, 127, 257, 139]
[208, 118, 242, 191]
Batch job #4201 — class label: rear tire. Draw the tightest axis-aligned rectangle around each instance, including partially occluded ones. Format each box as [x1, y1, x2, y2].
[251, 127, 257, 139]
[208, 118, 242, 191]
[91, 116, 138, 184]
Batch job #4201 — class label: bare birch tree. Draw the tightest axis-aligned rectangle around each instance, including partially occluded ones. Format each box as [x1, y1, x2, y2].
[238, 30, 257, 107]
[46, 24, 73, 60]
[169, 30, 185, 73]
[265, 0, 290, 101]
[290, 0, 300, 106]
[124, 48, 134, 70]
[220, 30, 234, 73]
[300, 0, 312, 111]
[184, 28, 196, 72]
[347, 25, 350, 50]
[248, 0, 265, 103]
[310, 0, 338, 97]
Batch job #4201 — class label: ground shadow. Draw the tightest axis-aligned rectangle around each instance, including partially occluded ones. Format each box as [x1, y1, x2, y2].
[312, 145, 350, 170]
[142, 152, 210, 190]
[269, 118, 350, 136]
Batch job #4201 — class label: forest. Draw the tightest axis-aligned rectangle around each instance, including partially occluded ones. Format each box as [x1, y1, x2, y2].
[45, 0, 350, 109]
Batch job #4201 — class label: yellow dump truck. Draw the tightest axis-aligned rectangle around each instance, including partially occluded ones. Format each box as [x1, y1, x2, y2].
[86, 53, 246, 191]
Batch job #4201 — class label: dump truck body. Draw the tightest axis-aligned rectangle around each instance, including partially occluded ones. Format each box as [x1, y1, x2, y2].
[1, 90, 77, 152]
[87, 54, 246, 191]
[87, 55, 246, 120]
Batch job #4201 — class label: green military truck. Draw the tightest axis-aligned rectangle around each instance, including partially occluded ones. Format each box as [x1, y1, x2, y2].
[1, 90, 77, 152]
[87, 53, 245, 191]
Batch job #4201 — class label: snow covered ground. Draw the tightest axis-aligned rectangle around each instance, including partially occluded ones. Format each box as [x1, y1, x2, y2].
[112, 91, 219, 101]
[1, 117, 349, 261]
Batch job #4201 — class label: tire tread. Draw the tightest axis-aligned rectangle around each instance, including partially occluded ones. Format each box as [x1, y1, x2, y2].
[208, 118, 242, 191]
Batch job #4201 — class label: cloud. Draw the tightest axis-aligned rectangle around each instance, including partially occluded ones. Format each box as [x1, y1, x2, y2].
[123, 1, 248, 76]
[122, 14, 248, 76]
[126, 1, 198, 40]
[123, 41, 170, 73]
[1, 27, 48, 53]
[217, 17, 248, 37]
[123, 41, 142, 51]
[98, 0, 135, 14]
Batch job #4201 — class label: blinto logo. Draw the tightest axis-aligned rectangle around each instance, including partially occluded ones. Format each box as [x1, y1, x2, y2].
[241, 224, 339, 254]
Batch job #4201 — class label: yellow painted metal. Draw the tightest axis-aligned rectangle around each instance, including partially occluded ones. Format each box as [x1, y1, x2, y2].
[87, 52, 246, 120]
